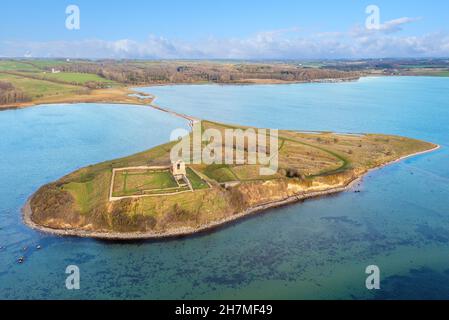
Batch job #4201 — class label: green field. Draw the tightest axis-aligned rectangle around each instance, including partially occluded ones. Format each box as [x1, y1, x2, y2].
[62, 181, 94, 213]
[403, 67, 449, 77]
[0, 60, 119, 105]
[0, 60, 41, 72]
[117, 170, 178, 195]
[39, 72, 116, 85]
[186, 168, 209, 189]
[112, 168, 210, 197]
[0, 73, 83, 99]
[8, 71, 117, 86]
[127, 170, 177, 189]
[433, 71, 449, 77]
[202, 164, 239, 183]
[23, 60, 69, 69]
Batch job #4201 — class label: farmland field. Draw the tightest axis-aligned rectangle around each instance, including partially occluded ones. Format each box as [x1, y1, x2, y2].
[0, 73, 84, 99]
[38, 72, 116, 85]
[186, 168, 209, 189]
[112, 169, 181, 197]
[0, 60, 41, 72]
[125, 170, 178, 190]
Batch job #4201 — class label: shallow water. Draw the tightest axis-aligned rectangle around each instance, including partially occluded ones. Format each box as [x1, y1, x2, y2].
[1, 77, 449, 299]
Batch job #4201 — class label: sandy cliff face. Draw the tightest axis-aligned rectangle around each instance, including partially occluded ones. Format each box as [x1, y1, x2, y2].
[30, 184, 84, 229]
[233, 169, 361, 208]
[29, 174, 355, 233]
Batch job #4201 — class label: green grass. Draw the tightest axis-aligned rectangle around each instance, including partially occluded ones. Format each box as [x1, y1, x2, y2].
[279, 135, 350, 177]
[141, 186, 190, 195]
[113, 169, 181, 197]
[230, 165, 281, 181]
[39, 72, 116, 85]
[0, 59, 71, 71]
[63, 181, 93, 213]
[0, 60, 41, 72]
[186, 168, 209, 189]
[204, 120, 350, 178]
[404, 65, 449, 69]
[203, 164, 239, 183]
[125, 170, 178, 190]
[0, 73, 83, 99]
[24, 60, 69, 69]
[0, 60, 117, 104]
[433, 71, 449, 77]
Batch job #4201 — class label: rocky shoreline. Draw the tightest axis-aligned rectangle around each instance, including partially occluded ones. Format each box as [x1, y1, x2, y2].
[22, 144, 440, 241]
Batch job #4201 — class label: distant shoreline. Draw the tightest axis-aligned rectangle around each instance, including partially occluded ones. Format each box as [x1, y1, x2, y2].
[22, 144, 440, 241]
[1, 76, 360, 111]
[0, 87, 152, 111]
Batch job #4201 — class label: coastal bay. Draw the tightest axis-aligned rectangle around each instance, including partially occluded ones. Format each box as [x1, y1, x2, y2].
[1, 77, 449, 299]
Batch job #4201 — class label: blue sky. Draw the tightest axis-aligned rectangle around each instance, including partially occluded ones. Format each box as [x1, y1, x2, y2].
[1, 0, 449, 59]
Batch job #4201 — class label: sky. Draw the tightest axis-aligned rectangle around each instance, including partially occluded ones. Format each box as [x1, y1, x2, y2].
[1, 0, 449, 59]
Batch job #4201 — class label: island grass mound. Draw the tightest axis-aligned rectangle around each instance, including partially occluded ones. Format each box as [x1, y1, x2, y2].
[27, 120, 438, 238]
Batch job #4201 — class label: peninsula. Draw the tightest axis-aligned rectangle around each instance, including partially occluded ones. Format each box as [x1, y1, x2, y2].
[23, 118, 439, 240]
[5, 61, 440, 240]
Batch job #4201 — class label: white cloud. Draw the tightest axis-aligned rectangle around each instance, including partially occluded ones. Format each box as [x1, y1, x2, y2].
[1, 18, 448, 59]
[351, 17, 421, 38]
[378, 17, 422, 33]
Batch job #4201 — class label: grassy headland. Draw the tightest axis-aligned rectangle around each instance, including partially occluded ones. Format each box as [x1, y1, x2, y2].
[25, 120, 438, 239]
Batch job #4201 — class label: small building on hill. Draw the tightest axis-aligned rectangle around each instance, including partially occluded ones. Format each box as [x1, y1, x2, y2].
[172, 160, 186, 179]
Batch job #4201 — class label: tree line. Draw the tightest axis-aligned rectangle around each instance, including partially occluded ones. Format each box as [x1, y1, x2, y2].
[0, 81, 30, 104]
[55, 61, 360, 85]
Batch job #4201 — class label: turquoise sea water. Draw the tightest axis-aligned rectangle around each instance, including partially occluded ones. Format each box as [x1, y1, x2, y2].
[1, 77, 449, 299]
